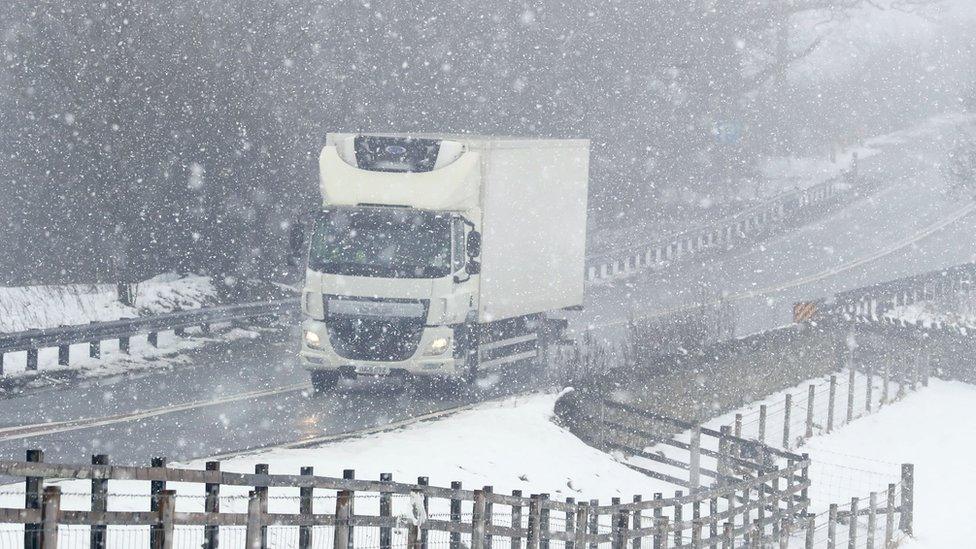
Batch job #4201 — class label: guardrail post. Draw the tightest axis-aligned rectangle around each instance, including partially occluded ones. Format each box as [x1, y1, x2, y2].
[379, 473, 392, 549]
[805, 385, 815, 439]
[0, 352, 4, 375]
[158, 489, 175, 549]
[246, 491, 263, 549]
[40, 486, 61, 549]
[299, 467, 314, 549]
[867, 492, 877, 549]
[848, 497, 859, 549]
[57, 344, 69, 366]
[900, 464, 914, 535]
[119, 334, 130, 354]
[91, 454, 108, 549]
[150, 457, 167, 549]
[27, 348, 38, 371]
[450, 481, 462, 549]
[783, 394, 792, 449]
[758, 405, 767, 443]
[827, 375, 837, 432]
[885, 484, 895, 547]
[205, 461, 221, 549]
[25, 449, 43, 549]
[148, 331, 159, 348]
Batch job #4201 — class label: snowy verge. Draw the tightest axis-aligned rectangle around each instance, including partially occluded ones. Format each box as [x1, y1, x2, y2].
[0, 273, 217, 333]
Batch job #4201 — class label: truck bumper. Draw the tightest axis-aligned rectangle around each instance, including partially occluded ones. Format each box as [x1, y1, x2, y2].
[299, 320, 462, 378]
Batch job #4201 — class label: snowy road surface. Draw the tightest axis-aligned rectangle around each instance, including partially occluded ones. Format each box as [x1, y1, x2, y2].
[581, 119, 976, 338]
[0, 329, 534, 466]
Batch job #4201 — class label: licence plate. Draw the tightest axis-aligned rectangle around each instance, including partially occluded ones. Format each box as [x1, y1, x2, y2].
[355, 365, 391, 376]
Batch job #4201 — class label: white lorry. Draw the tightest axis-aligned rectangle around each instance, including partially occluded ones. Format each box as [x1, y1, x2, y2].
[297, 133, 589, 391]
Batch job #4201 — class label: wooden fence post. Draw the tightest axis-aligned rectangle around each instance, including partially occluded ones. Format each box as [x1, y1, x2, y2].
[511, 490, 523, 549]
[419, 477, 430, 549]
[882, 366, 889, 405]
[379, 473, 393, 549]
[805, 385, 816, 439]
[25, 449, 43, 549]
[90, 454, 109, 549]
[708, 498, 718, 549]
[525, 493, 539, 549]
[204, 461, 220, 549]
[691, 519, 702, 549]
[632, 496, 642, 549]
[786, 459, 796, 516]
[658, 517, 670, 549]
[408, 490, 424, 549]
[540, 492, 551, 549]
[922, 353, 930, 387]
[867, 492, 877, 549]
[566, 497, 577, 549]
[40, 486, 61, 549]
[673, 491, 683, 548]
[848, 497, 859, 549]
[734, 414, 742, 439]
[759, 405, 767, 443]
[866, 365, 873, 412]
[246, 491, 263, 549]
[827, 375, 837, 432]
[900, 464, 914, 535]
[801, 453, 810, 506]
[255, 463, 269, 549]
[299, 467, 314, 549]
[827, 504, 838, 549]
[721, 522, 732, 549]
[689, 426, 701, 494]
[574, 503, 589, 549]
[450, 481, 462, 549]
[342, 469, 355, 546]
[778, 517, 789, 549]
[805, 513, 815, 549]
[589, 499, 599, 549]
[847, 367, 856, 424]
[783, 394, 792, 449]
[157, 489, 175, 549]
[885, 484, 895, 547]
[718, 427, 731, 480]
[333, 485, 352, 549]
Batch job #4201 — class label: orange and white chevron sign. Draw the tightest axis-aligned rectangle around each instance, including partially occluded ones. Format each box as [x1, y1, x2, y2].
[793, 302, 818, 323]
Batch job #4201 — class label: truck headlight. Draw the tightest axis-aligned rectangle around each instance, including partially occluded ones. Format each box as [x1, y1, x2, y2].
[304, 330, 322, 348]
[426, 337, 450, 355]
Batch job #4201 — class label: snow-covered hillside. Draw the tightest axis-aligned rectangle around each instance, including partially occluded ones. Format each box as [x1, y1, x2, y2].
[0, 273, 216, 333]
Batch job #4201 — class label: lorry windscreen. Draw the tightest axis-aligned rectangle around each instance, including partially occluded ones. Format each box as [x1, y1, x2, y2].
[308, 208, 452, 278]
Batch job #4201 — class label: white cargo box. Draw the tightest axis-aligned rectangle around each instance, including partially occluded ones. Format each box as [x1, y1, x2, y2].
[473, 138, 589, 322]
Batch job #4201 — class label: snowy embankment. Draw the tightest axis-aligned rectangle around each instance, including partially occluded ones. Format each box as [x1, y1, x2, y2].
[0, 273, 216, 333]
[0, 274, 237, 379]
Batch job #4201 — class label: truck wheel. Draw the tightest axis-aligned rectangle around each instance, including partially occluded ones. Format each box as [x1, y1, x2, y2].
[310, 370, 339, 394]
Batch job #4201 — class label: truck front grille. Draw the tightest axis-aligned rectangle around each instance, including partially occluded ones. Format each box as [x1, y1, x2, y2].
[324, 296, 428, 362]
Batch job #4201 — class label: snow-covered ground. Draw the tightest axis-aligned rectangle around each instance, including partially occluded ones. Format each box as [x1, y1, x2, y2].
[0, 381, 972, 546]
[0, 273, 216, 333]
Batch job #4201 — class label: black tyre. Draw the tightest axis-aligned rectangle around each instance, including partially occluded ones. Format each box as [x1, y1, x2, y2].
[310, 370, 340, 394]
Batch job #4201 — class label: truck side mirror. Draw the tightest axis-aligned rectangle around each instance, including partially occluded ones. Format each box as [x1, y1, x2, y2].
[466, 231, 482, 257]
[287, 220, 306, 267]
